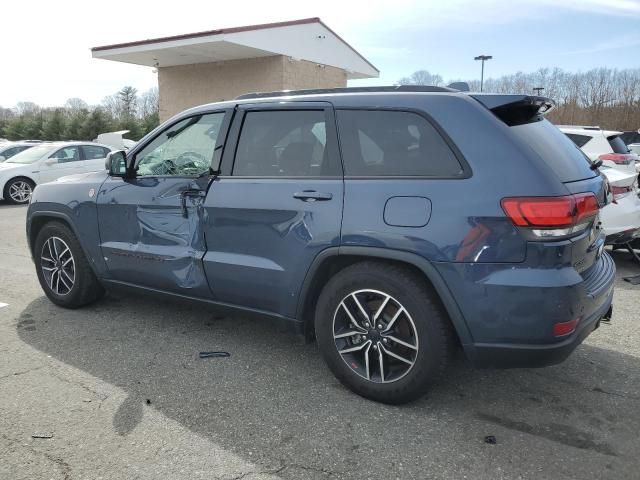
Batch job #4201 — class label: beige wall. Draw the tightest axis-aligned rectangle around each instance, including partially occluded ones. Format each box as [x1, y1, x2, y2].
[158, 55, 347, 121]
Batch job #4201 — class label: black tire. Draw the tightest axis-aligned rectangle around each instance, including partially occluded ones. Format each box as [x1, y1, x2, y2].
[3, 177, 35, 205]
[315, 261, 455, 404]
[34, 221, 104, 308]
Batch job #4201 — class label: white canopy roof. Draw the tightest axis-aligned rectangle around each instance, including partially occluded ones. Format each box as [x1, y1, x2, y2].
[92, 18, 379, 80]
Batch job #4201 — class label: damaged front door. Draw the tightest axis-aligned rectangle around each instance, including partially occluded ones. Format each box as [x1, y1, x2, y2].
[96, 111, 228, 297]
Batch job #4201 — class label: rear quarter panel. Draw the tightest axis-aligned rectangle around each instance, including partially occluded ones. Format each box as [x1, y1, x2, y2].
[336, 93, 568, 263]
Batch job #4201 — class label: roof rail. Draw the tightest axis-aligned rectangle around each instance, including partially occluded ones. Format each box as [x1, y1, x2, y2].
[236, 85, 455, 100]
[555, 125, 601, 130]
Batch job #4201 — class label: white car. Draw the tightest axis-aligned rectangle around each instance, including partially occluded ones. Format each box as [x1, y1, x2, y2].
[0, 142, 37, 162]
[0, 142, 113, 204]
[600, 165, 640, 244]
[559, 125, 640, 174]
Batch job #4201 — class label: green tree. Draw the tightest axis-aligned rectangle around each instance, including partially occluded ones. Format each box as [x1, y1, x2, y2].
[116, 115, 142, 140]
[81, 108, 112, 140]
[22, 114, 44, 139]
[118, 86, 138, 118]
[3, 117, 26, 140]
[65, 110, 88, 140]
[42, 109, 67, 141]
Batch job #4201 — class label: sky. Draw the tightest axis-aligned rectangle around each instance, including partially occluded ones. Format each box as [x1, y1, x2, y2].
[1, 0, 639, 108]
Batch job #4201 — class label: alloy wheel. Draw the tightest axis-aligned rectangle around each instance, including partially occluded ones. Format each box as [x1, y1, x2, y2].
[40, 236, 75, 296]
[8, 180, 33, 203]
[332, 289, 419, 383]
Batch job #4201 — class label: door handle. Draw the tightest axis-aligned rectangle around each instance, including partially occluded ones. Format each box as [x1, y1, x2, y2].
[180, 189, 206, 217]
[293, 190, 333, 202]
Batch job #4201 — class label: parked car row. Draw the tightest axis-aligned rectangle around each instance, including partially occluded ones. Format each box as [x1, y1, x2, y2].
[25, 86, 616, 404]
[620, 130, 640, 158]
[0, 141, 113, 204]
[559, 125, 640, 245]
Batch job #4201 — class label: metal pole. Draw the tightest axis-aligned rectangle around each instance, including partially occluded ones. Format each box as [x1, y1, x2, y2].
[474, 55, 492, 93]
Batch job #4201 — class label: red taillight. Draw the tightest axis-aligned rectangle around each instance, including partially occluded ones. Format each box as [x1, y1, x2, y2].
[599, 153, 634, 165]
[553, 318, 579, 337]
[610, 185, 632, 200]
[501, 193, 599, 228]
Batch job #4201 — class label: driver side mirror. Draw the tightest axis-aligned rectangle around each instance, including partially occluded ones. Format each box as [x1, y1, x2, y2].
[44, 158, 58, 166]
[0, 155, 5, 162]
[105, 150, 134, 177]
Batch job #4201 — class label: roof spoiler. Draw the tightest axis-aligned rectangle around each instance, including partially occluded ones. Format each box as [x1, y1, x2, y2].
[471, 94, 556, 126]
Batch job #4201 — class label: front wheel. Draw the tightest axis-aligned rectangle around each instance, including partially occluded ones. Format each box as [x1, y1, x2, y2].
[315, 262, 455, 404]
[3, 177, 35, 204]
[34, 222, 104, 308]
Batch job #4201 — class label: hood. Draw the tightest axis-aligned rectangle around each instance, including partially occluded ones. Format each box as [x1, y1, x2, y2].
[54, 171, 102, 184]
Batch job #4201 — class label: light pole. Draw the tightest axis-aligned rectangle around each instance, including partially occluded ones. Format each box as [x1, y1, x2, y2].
[533, 87, 544, 96]
[474, 55, 492, 92]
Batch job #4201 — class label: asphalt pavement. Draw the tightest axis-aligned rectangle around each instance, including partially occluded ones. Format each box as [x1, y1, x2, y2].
[1, 202, 639, 480]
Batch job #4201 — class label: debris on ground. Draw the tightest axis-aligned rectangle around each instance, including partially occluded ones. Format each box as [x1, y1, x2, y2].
[146, 399, 151, 405]
[484, 435, 497, 445]
[32, 433, 53, 439]
[199, 351, 230, 359]
[623, 275, 640, 285]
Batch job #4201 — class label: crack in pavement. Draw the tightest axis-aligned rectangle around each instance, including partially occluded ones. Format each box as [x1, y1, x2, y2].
[1, 432, 73, 480]
[220, 461, 343, 480]
[0, 365, 45, 381]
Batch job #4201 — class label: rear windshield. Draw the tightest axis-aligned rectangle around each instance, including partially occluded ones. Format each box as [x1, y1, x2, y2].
[607, 135, 630, 154]
[620, 131, 640, 145]
[510, 120, 595, 182]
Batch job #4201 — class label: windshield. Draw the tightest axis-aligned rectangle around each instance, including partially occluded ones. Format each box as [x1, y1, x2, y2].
[6, 145, 53, 164]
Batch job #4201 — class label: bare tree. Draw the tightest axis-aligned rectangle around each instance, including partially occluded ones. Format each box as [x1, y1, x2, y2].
[398, 70, 443, 86]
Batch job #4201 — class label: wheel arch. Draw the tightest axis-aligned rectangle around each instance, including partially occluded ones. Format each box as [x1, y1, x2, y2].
[296, 246, 474, 353]
[2, 175, 37, 200]
[28, 211, 92, 267]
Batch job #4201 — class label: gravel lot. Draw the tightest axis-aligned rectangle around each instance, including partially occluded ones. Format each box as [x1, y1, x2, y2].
[1, 202, 639, 480]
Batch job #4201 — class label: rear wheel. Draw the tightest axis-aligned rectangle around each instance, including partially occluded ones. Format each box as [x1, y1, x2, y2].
[34, 222, 104, 308]
[4, 177, 35, 204]
[315, 261, 455, 404]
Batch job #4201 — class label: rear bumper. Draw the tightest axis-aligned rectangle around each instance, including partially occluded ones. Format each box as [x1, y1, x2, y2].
[468, 293, 613, 368]
[435, 250, 616, 368]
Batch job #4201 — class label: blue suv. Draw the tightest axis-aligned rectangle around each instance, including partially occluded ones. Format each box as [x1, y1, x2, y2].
[26, 86, 615, 403]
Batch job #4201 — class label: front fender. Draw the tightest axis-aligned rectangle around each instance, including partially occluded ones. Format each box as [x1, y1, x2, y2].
[27, 173, 109, 277]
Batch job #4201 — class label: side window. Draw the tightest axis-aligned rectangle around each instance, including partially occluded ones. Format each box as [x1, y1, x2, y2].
[135, 112, 225, 177]
[565, 133, 592, 148]
[51, 146, 81, 163]
[337, 110, 463, 177]
[233, 110, 338, 177]
[82, 145, 110, 160]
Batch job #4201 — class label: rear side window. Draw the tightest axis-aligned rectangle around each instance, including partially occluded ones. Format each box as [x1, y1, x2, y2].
[233, 110, 339, 177]
[336, 110, 463, 177]
[81, 145, 110, 159]
[607, 135, 630, 154]
[511, 120, 595, 182]
[565, 133, 592, 148]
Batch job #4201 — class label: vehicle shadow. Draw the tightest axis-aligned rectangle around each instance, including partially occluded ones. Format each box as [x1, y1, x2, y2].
[16, 288, 639, 479]
[0, 200, 27, 208]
